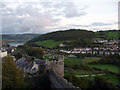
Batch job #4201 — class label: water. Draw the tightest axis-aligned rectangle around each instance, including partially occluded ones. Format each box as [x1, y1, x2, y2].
[8, 42, 24, 47]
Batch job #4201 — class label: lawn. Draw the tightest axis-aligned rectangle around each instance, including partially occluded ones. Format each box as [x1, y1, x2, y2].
[83, 57, 100, 64]
[64, 57, 82, 65]
[35, 40, 62, 48]
[101, 74, 120, 84]
[84, 74, 120, 84]
[89, 64, 119, 73]
[74, 70, 98, 75]
[64, 68, 97, 76]
[64, 57, 99, 76]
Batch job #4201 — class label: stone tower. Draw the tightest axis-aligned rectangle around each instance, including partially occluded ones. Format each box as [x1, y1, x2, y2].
[46, 55, 64, 77]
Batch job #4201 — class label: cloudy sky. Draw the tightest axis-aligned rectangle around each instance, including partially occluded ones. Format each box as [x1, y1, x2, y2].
[1, 0, 119, 34]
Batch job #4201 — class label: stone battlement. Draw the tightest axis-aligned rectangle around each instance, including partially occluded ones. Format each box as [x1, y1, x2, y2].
[46, 55, 64, 77]
[49, 55, 64, 61]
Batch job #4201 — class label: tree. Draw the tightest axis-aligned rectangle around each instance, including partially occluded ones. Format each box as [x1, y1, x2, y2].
[76, 53, 85, 58]
[2, 55, 27, 88]
[93, 76, 116, 89]
[64, 75, 89, 89]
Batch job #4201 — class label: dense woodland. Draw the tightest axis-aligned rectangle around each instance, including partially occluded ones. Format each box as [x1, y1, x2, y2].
[14, 45, 44, 59]
[29, 29, 95, 42]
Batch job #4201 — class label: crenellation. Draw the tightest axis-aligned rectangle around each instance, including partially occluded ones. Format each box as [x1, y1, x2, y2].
[45, 55, 64, 77]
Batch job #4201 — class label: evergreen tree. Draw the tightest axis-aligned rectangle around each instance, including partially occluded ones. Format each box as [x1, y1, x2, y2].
[2, 55, 27, 89]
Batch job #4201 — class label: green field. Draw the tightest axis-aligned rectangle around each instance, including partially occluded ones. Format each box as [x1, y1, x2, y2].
[64, 68, 97, 76]
[74, 70, 98, 75]
[106, 31, 119, 40]
[95, 30, 119, 40]
[101, 74, 120, 84]
[84, 74, 120, 84]
[64, 57, 98, 76]
[64, 57, 82, 65]
[35, 40, 62, 48]
[83, 57, 100, 64]
[89, 64, 119, 73]
[64, 56, 120, 85]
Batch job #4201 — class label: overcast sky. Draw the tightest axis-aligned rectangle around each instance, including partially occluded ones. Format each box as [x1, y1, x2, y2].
[1, 0, 119, 34]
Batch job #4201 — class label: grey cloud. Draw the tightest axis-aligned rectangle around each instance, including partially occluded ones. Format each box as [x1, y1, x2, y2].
[89, 28, 114, 31]
[41, 2, 53, 8]
[2, 2, 62, 34]
[69, 24, 89, 27]
[1, 3, 14, 16]
[62, 2, 87, 18]
[41, 2, 88, 18]
[65, 10, 87, 18]
[2, 23, 23, 34]
[69, 22, 114, 28]
[91, 22, 113, 26]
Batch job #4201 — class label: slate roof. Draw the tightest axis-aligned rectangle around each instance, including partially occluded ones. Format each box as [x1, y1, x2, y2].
[15, 57, 34, 69]
[16, 57, 26, 64]
[24, 62, 34, 69]
[34, 59, 46, 65]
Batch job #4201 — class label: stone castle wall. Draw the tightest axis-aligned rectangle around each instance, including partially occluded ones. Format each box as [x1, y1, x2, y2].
[46, 55, 64, 77]
[45, 55, 80, 89]
[48, 70, 80, 89]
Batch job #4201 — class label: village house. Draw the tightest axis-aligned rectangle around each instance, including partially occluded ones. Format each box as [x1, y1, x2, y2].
[73, 47, 91, 51]
[94, 40, 108, 43]
[59, 43, 66, 47]
[0, 50, 7, 58]
[15, 57, 27, 69]
[15, 57, 38, 74]
[93, 47, 99, 50]
[24, 62, 34, 73]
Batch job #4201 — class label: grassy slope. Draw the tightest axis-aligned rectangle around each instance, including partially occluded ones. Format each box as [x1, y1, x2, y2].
[96, 30, 119, 40]
[35, 40, 62, 48]
[64, 57, 82, 65]
[64, 57, 98, 76]
[83, 57, 100, 64]
[85, 74, 120, 84]
[89, 64, 119, 73]
[64, 68, 97, 76]
[101, 74, 120, 84]
[64, 57, 120, 84]
[106, 31, 119, 40]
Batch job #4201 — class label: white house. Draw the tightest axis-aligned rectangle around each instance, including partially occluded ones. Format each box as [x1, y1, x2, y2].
[60, 43, 66, 47]
[0, 50, 7, 58]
